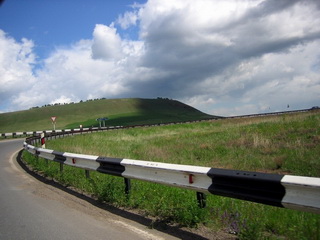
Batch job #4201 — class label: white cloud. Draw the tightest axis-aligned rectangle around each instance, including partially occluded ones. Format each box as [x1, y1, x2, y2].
[0, 30, 36, 111]
[50, 96, 73, 105]
[1, 0, 320, 116]
[117, 10, 139, 29]
[13, 37, 131, 108]
[91, 24, 123, 61]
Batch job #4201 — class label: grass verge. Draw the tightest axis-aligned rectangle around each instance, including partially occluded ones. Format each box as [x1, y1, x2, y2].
[23, 111, 320, 239]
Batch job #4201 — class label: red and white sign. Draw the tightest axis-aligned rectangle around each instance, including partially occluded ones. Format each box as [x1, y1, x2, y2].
[51, 116, 57, 122]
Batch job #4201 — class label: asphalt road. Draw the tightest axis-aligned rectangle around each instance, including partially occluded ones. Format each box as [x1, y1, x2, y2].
[0, 139, 179, 240]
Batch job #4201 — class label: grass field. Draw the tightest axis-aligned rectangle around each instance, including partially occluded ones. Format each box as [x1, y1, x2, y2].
[0, 98, 215, 132]
[23, 110, 320, 239]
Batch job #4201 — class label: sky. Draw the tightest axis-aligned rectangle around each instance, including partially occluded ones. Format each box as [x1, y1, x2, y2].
[0, 0, 319, 116]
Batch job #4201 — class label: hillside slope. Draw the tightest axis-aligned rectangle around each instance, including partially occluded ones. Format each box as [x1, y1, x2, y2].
[0, 98, 217, 132]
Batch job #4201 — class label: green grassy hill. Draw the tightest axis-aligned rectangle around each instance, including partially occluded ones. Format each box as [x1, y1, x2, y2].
[0, 98, 217, 132]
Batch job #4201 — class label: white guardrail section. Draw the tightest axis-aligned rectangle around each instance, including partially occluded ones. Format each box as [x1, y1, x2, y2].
[23, 140, 320, 214]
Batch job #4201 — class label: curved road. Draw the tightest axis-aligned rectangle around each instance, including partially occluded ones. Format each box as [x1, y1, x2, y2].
[0, 139, 179, 240]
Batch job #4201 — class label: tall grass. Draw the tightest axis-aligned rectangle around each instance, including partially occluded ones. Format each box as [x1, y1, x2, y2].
[23, 111, 320, 239]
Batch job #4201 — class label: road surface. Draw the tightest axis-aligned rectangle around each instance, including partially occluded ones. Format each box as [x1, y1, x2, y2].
[0, 139, 181, 240]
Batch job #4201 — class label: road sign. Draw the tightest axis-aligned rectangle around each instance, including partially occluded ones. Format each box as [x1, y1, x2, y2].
[96, 117, 108, 127]
[51, 116, 57, 130]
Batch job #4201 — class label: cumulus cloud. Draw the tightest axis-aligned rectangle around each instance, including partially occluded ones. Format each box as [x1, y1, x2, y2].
[1, 0, 320, 115]
[91, 24, 123, 60]
[0, 30, 36, 111]
[13, 37, 131, 109]
[134, 0, 320, 115]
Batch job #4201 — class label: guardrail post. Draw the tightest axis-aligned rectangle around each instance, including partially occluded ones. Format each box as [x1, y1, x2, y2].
[35, 150, 39, 163]
[60, 163, 64, 173]
[196, 192, 206, 208]
[124, 178, 131, 195]
[85, 170, 90, 179]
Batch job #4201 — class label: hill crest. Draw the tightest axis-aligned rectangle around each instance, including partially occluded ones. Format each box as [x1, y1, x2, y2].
[0, 98, 217, 132]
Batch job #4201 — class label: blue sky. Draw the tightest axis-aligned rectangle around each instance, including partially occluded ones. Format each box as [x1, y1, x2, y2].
[0, 0, 319, 116]
[0, 0, 143, 58]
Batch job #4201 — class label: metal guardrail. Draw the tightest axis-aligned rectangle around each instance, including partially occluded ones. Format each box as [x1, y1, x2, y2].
[23, 132, 320, 214]
[1, 121, 211, 138]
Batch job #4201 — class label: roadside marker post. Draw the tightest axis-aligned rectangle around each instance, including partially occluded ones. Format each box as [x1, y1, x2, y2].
[41, 132, 45, 148]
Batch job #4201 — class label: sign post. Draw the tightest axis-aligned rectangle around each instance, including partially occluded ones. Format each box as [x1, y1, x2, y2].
[96, 117, 108, 128]
[51, 116, 57, 131]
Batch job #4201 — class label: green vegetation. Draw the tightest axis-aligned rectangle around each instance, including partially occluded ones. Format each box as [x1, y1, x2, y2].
[23, 110, 320, 239]
[0, 98, 216, 132]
